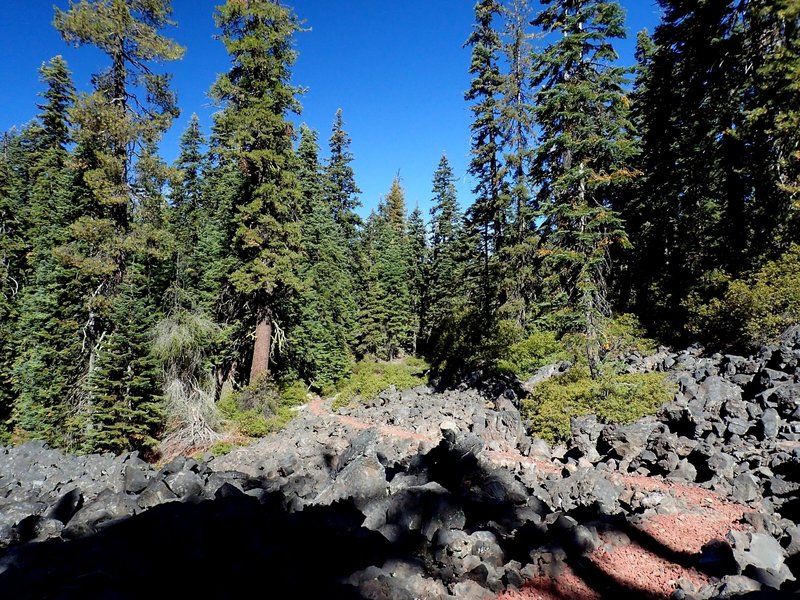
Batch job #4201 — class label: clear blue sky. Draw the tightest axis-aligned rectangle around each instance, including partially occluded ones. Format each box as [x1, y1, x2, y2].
[0, 1, 660, 217]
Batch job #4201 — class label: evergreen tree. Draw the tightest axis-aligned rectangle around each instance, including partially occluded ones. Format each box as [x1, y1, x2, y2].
[45, 0, 184, 449]
[530, 0, 636, 376]
[10, 58, 79, 445]
[407, 205, 429, 353]
[169, 114, 209, 307]
[211, 0, 303, 383]
[464, 0, 508, 322]
[427, 154, 465, 343]
[358, 178, 413, 360]
[0, 131, 33, 434]
[738, 0, 800, 260]
[291, 125, 356, 388]
[499, 0, 538, 324]
[324, 109, 362, 248]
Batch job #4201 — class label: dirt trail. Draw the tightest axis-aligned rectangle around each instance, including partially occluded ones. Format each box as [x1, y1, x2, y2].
[307, 397, 747, 599]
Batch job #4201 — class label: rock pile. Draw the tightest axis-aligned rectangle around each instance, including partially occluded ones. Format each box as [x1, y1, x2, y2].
[0, 327, 799, 599]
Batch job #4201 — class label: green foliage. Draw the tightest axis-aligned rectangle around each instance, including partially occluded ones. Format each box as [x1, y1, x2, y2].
[219, 376, 307, 438]
[332, 357, 429, 410]
[290, 125, 357, 390]
[685, 244, 800, 349]
[357, 179, 414, 360]
[521, 367, 675, 443]
[211, 0, 304, 381]
[494, 326, 564, 379]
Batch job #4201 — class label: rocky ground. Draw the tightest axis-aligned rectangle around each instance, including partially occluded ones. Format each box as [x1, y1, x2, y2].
[1, 327, 800, 599]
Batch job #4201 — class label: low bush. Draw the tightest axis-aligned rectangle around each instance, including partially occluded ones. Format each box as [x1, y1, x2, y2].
[219, 376, 308, 438]
[685, 244, 800, 350]
[520, 366, 675, 443]
[332, 356, 429, 410]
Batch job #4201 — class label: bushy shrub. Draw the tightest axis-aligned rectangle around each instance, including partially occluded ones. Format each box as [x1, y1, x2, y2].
[521, 366, 675, 443]
[494, 327, 565, 379]
[332, 357, 429, 410]
[219, 376, 308, 438]
[686, 244, 800, 349]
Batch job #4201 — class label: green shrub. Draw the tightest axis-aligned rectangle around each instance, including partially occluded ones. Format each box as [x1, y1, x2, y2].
[332, 356, 429, 410]
[219, 376, 308, 438]
[521, 366, 675, 443]
[494, 327, 566, 379]
[686, 244, 800, 349]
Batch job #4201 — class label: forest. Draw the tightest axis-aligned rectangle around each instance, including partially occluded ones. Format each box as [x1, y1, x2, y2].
[0, 0, 798, 458]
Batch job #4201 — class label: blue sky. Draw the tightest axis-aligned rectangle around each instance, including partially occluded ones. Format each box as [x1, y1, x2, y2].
[0, 1, 661, 217]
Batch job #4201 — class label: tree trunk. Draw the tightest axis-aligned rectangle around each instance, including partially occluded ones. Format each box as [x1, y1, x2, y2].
[249, 312, 272, 383]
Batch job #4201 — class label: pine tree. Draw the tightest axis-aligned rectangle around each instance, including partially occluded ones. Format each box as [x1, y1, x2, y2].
[530, 0, 636, 376]
[499, 0, 538, 324]
[48, 0, 184, 449]
[169, 114, 209, 308]
[739, 0, 800, 260]
[211, 0, 303, 383]
[324, 109, 362, 248]
[464, 0, 508, 323]
[291, 124, 356, 388]
[10, 57, 80, 445]
[358, 178, 413, 360]
[427, 154, 465, 343]
[0, 130, 33, 435]
[407, 205, 429, 353]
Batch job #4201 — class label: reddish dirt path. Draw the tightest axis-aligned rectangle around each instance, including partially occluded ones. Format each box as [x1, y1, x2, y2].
[308, 397, 747, 599]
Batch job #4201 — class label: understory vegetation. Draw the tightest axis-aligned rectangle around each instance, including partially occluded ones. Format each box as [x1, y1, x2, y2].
[0, 0, 797, 456]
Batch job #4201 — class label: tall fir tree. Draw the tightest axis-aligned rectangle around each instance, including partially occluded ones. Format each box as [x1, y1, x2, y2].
[10, 57, 80, 445]
[45, 0, 184, 450]
[426, 154, 465, 345]
[464, 0, 508, 324]
[169, 113, 209, 308]
[0, 130, 33, 436]
[211, 0, 303, 383]
[738, 0, 800, 261]
[530, 0, 636, 376]
[290, 124, 357, 388]
[499, 0, 538, 325]
[358, 178, 413, 360]
[407, 205, 429, 353]
[324, 108, 362, 249]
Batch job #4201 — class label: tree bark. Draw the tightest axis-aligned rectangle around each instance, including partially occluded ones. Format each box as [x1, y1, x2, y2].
[249, 312, 272, 383]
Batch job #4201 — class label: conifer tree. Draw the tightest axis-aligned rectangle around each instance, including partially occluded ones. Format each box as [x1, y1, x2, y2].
[464, 0, 508, 322]
[211, 0, 303, 383]
[499, 0, 538, 324]
[0, 131, 32, 434]
[170, 114, 209, 307]
[291, 124, 356, 388]
[427, 154, 465, 344]
[10, 58, 80, 445]
[530, 0, 636, 376]
[324, 109, 362, 248]
[739, 0, 800, 260]
[407, 205, 429, 353]
[358, 178, 413, 360]
[46, 0, 184, 449]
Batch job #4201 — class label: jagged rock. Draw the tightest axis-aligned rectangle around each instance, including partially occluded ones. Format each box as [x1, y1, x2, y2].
[348, 559, 450, 600]
[732, 473, 761, 504]
[62, 490, 137, 539]
[696, 376, 743, 416]
[314, 455, 386, 506]
[727, 530, 795, 589]
[570, 415, 604, 462]
[164, 469, 205, 501]
[521, 361, 572, 394]
[137, 479, 177, 509]
[667, 459, 698, 482]
[597, 418, 659, 471]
